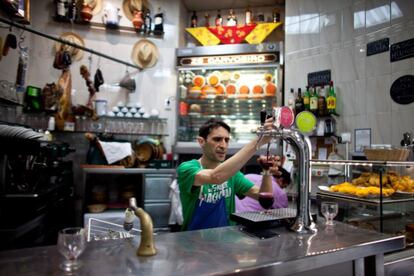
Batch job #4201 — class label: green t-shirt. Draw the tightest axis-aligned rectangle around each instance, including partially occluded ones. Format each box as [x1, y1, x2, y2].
[177, 159, 254, 230]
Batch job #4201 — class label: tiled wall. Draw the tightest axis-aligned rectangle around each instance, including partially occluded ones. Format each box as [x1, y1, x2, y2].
[0, 0, 184, 151]
[285, 0, 414, 151]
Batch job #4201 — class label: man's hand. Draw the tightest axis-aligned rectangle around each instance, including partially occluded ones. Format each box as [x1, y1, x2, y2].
[257, 117, 274, 147]
[257, 155, 282, 174]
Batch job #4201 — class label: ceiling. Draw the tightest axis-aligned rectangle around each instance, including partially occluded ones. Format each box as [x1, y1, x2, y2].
[182, 0, 285, 11]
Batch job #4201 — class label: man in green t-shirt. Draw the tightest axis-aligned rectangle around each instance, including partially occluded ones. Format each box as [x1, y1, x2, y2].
[177, 118, 281, 231]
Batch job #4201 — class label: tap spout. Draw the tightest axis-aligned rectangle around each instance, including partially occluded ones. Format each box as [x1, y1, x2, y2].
[125, 197, 157, 256]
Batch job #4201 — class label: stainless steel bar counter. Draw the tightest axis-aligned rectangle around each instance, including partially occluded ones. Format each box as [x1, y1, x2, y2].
[0, 222, 405, 276]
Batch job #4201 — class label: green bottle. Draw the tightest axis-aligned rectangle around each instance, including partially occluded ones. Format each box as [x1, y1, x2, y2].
[327, 81, 337, 115]
[303, 86, 310, 111]
[309, 86, 318, 116]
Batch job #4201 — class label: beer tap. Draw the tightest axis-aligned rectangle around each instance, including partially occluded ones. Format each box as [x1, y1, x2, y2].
[124, 198, 157, 256]
[255, 107, 317, 234]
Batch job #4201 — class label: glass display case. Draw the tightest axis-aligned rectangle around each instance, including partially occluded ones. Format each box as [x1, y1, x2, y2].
[313, 159, 414, 249]
[175, 43, 282, 152]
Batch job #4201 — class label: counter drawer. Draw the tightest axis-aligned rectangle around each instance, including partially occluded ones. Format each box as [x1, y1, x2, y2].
[144, 202, 171, 228]
[144, 175, 174, 200]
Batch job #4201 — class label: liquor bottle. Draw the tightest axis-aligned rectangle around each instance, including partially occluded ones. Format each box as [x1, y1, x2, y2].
[327, 81, 337, 115]
[55, 0, 67, 21]
[295, 88, 304, 115]
[144, 10, 152, 33]
[245, 6, 252, 25]
[272, 9, 280, 22]
[318, 85, 327, 117]
[309, 86, 319, 116]
[68, 0, 77, 22]
[191, 11, 197, 27]
[227, 9, 237, 26]
[204, 13, 210, 27]
[287, 88, 295, 112]
[215, 10, 223, 26]
[303, 86, 310, 111]
[153, 7, 164, 35]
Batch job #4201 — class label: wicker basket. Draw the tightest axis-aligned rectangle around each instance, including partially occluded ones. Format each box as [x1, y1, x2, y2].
[364, 148, 410, 161]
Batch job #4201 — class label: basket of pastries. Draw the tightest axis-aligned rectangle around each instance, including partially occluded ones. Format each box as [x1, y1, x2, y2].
[364, 147, 410, 161]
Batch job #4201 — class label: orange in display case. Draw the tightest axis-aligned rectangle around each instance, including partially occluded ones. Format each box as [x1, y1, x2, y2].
[265, 82, 277, 97]
[252, 85, 264, 98]
[202, 85, 216, 98]
[239, 85, 250, 98]
[226, 84, 237, 97]
[215, 84, 225, 97]
[208, 74, 220, 87]
[192, 75, 205, 87]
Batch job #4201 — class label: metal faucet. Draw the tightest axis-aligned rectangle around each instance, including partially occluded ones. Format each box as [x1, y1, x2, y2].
[124, 197, 157, 256]
[257, 110, 317, 234]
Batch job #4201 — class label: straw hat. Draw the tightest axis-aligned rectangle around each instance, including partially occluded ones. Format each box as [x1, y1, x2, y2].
[131, 39, 159, 69]
[85, 0, 103, 15]
[122, 0, 147, 21]
[54, 32, 85, 61]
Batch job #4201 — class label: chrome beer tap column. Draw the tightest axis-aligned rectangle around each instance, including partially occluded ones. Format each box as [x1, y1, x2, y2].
[256, 108, 316, 234]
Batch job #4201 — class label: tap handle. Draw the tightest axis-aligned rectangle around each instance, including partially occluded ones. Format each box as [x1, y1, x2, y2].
[129, 197, 137, 208]
[260, 110, 267, 125]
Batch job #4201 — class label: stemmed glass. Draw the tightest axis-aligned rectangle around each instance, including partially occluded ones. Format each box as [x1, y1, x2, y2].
[321, 202, 339, 226]
[258, 192, 274, 215]
[57, 227, 87, 272]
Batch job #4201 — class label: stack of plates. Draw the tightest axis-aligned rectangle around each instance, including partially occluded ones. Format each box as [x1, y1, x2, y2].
[0, 124, 44, 140]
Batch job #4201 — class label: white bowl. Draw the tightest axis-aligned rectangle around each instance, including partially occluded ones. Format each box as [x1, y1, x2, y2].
[121, 107, 129, 113]
[107, 111, 115, 117]
[125, 112, 133, 118]
[142, 113, 150, 119]
[117, 101, 124, 107]
[133, 113, 141, 118]
[116, 112, 124, 117]
[129, 107, 137, 114]
[150, 108, 160, 117]
[112, 106, 120, 113]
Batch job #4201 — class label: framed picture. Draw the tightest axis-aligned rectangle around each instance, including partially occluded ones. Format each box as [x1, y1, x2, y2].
[17, 0, 30, 24]
[354, 128, 371, 153]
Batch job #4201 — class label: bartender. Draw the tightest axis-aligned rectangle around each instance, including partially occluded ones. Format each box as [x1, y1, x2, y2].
[177, 118, 281, 231]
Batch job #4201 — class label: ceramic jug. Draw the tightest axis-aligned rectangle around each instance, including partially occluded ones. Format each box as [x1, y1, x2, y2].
[103, 5, 121, 28]
[80, 3, 93, 22]
[132, 10, 144, 30]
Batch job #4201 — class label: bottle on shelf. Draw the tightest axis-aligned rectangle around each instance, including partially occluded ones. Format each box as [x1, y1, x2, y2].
[204, 13, 210, 27]
[55, 0, 68, 21]
[318, 85, 327, 117]
[287, 88, 295, 112]
[245, 6, 252, 25]
[68, 0, 77, 22]
[191, 10, 198, 27]
[294, 88, 304, 115]
[303, 86, 310, 111]
[215, 10, 223, 26]
[327, 80, 337, 115]
[144, 10, 152, 33]
[272, 9, 280, 23]
[309, 86, 318, 116]
[227, 9, 237, 26]
[153, 7, 164, 35]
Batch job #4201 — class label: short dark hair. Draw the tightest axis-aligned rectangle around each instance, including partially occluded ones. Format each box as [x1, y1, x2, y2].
[198, 119, 231, 139]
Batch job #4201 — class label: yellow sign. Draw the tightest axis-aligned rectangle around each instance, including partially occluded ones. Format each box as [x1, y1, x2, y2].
[185, 27, 220, 46]
[245, 22, 282, 44]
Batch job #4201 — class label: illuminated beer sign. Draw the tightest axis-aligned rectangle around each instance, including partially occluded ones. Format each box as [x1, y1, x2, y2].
[179, 53, 278, 67]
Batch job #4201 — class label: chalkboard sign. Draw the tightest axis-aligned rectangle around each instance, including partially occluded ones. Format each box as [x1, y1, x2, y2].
[390, 38, 414, 62]
[367, 38, 389, 56]
[307, 70, 331, 87]
[390, 75, 414, 105]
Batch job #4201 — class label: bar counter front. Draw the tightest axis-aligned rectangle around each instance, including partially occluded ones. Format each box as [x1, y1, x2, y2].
[0, 221, 405, 276]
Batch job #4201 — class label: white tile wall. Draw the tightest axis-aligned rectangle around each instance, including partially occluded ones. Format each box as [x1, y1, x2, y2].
[285, 0, 414, 151]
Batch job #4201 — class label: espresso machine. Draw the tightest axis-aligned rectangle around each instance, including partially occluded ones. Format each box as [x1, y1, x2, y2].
[0, 124, 75, 250]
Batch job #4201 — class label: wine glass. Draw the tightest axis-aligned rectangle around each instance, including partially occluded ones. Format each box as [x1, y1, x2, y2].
[258, 192, 274, 215]
[57, 227, 87, 272]
[321, 202, 339, 226]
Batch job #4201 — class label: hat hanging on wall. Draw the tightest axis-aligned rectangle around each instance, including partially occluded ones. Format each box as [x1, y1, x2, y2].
[54, 32, 85, 61]
[122, 0, 148, 21]
[84, 0, 103, 15]
[131, 39, 159, 69]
